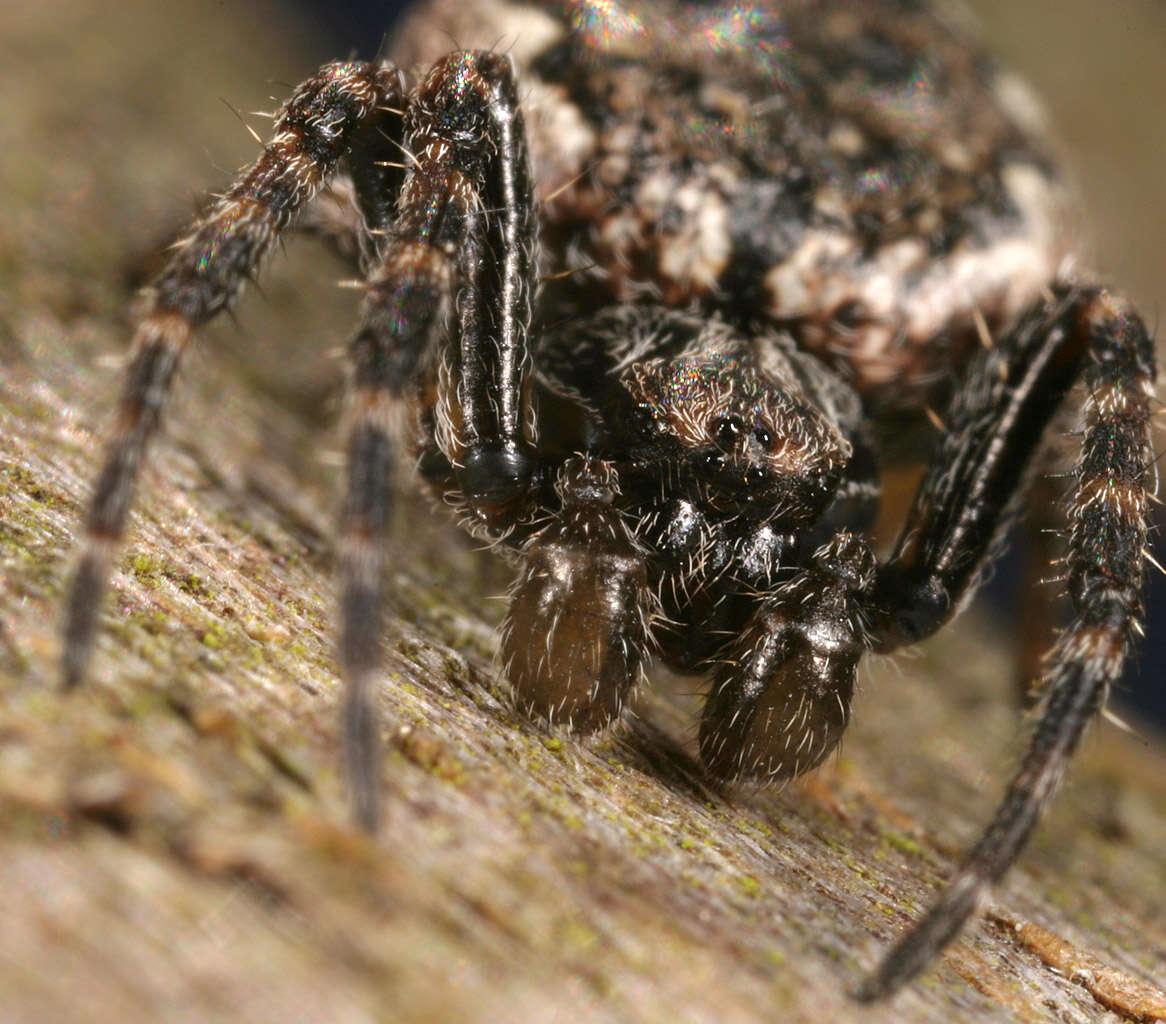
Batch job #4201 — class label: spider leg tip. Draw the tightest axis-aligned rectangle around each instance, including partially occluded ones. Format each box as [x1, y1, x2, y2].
[60, 656, 83, 691]
[352, 792, 381, 835]
[850, 976, 884, 1005]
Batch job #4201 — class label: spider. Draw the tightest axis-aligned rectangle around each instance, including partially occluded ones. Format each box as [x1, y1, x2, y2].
[60, 0, 1156, 1003]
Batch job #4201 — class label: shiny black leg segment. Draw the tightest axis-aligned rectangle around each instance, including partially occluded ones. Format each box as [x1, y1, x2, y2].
[871, 288, 1090, 648]
[857, 288, 1156, 999]
[344, 74, 407, 245]
[439, 52, 538, 522]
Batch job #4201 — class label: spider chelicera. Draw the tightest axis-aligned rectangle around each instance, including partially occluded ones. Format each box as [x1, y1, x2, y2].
[60, 0, 1156, 1001]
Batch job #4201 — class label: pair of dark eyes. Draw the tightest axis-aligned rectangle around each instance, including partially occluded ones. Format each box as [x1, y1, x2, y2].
[713, 415, 772, 449]
[699, 449, 769, 484]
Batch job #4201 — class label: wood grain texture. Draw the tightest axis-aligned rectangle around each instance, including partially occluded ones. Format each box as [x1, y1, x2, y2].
[1, 1, 1163, 1021]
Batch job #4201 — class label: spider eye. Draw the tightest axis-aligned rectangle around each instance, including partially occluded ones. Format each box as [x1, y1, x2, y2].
[753, 423, 772, 448]
[714, 415, 744, 448]
[632, 405, 662, 439]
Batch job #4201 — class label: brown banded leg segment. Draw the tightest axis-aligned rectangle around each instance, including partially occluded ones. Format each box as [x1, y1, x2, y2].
[501, 459, 652, 732]
[61, 61, 403, 690]
[339, 242, 453, 833]
[337, 51, 543, 829]
[857, 290, 1156, 999]
[699, 531, 876, 782]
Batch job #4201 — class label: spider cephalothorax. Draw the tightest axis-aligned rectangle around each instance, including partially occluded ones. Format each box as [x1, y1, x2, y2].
[61, 0, 1156, 1003]
[623, 334, 852, 519]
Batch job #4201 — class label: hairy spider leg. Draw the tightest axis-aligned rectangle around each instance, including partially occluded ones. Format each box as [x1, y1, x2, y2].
[339, 51, 540, 831]
[443, 55, 538, 518]
[501, 457, 653, 731]
[697, 530, 878, 782]
[62, 61, 403, 691]
[293, 82, 408, 274]
[856, 286, 1156, 999]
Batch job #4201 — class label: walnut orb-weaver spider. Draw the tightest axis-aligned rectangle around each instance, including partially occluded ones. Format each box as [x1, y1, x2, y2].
[61, 0, 1156, 1002]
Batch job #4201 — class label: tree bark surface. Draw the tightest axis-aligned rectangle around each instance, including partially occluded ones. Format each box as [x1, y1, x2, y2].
[1, 2, 1163, 1022]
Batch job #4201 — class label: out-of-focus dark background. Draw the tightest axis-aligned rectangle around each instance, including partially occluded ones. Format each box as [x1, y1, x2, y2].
[284, 0, 1166, 731]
